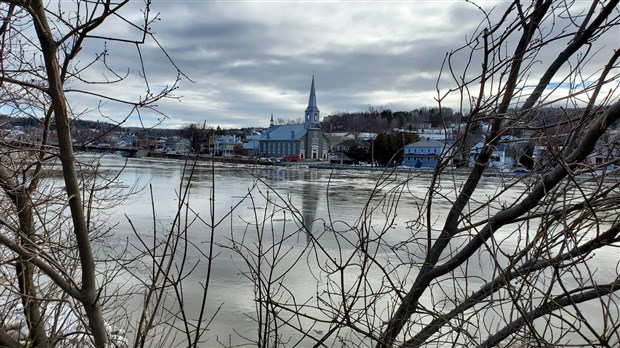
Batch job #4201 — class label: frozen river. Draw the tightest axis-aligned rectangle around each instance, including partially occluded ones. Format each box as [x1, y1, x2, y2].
[87, 155, 618, 347]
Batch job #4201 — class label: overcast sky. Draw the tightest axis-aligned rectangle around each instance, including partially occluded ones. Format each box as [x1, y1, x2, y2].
[70, 1, 489, 129]
[69, 1, 617, 129]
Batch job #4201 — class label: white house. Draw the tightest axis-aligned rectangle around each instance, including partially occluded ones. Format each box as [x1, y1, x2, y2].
[415, 128, 455, 141]
[215, 135, 243, 157]
[174, 138, 191, 154]
[469, 140, 510, 169]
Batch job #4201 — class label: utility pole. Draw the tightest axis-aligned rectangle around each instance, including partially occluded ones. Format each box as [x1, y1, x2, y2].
[371, 138, 374, 167]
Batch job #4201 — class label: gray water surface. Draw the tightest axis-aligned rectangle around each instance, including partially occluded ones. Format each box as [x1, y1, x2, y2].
[90, 155, 619, 347]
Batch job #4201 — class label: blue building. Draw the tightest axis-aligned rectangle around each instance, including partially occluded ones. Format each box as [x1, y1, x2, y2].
[403, 138, 446, 168]
[259, 76, 330, 160]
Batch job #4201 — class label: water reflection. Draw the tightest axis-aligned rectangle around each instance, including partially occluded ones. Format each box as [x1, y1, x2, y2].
[84, 156, 619, 347]
[301, 171, 319, 243]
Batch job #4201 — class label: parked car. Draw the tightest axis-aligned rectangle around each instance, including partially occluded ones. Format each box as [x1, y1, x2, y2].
[258, 158, 273, 165]
[512, 168, 529, 175]
[281, 154, 301, 162]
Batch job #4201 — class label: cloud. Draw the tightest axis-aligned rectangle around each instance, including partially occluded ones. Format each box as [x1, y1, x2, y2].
[82, 1, 478, 128]
[65, 1, 620, 129]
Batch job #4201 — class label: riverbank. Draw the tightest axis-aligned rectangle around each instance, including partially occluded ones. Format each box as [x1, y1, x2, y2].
[147, 151, 446, 174]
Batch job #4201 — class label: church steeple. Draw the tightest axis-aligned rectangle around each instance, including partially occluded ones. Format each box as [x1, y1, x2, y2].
[270, 112, 274, 127]
[304, 75, 320, 126]
[307, 76, 317, 109]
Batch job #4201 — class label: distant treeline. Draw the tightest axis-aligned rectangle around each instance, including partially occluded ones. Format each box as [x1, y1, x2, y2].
[5, 106, 618, 137]
[321, 107, 461, 133]
[0, 114, 119, 131]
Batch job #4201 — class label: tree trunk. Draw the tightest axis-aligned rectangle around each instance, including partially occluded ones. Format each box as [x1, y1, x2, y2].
[29, 1, 108, 346]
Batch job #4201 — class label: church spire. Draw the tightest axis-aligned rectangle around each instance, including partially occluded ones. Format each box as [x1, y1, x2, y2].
[308, 75, 317, 109]
[270, 112, 274, 127]
[304, 75, 320, 126]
